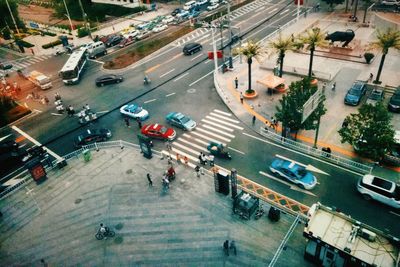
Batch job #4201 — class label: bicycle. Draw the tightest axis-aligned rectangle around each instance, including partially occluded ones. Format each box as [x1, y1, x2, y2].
[95, 227, 115, 240]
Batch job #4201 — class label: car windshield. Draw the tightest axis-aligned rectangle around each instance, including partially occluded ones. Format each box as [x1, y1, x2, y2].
[349, 88, 361, 95]
[128, 105, 142, 113]
[61, 69, 77, 80]
[181, 117, 191, 123]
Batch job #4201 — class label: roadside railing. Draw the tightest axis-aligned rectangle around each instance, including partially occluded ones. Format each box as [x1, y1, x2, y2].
[259, 127, 373, 174]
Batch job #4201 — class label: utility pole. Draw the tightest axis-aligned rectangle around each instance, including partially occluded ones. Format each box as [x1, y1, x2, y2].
[78, 0, 92, 39]
[227, 2, 233, 68]
[62, 0, 74, 32]
[211, 24, 219, 73]
[5, 0, 20, 35]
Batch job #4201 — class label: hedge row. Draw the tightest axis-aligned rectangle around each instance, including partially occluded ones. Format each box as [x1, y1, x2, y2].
[42, 40, 62, 49]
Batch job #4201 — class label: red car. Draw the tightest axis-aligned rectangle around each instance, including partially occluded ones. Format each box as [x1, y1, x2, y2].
[141, 123, 176, 141]
[119, 36, 135, 48]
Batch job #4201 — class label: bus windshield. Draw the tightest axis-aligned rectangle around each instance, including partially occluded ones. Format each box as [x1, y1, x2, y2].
[60, 48, 87, 84]
[60, 69, 77, 80]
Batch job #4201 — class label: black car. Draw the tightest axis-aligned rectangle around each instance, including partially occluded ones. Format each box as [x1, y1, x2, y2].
[74, 129, 112, 148]
[183, 43, 202, 55]
[171, 8, 182, 16]
[95, 74, 124, 86]
[105, 35, 123, 47]
[0, 62, 13, 70]
[388, 87, 400, 112]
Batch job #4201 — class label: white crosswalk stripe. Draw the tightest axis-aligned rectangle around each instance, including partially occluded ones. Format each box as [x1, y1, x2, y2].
[178, 137, 209, 152]
[183, 133, 213, 146]
[205, 116, 244, 130]
[9, 55, 53, 72]
[196, 127, 231, 142]
[209, 112, 240, 123]
[201, 119, 234, 132]
[201, 124, 235, 138]
[213, 109, 231, 116]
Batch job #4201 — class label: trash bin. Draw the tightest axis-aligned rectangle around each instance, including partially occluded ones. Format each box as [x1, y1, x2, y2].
[268, 207, 281, 222]
[83, 149, 92, 162]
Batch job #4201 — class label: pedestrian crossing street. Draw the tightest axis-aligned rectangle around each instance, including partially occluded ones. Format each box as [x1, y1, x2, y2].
[162, 109, 243, 167]
[8, 55, 52, 72]
[173, 0, 274, 47]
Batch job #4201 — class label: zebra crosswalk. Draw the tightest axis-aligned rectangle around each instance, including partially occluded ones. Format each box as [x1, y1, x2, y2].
[163, 109, 244, 167]
[8, 55, 52, 72]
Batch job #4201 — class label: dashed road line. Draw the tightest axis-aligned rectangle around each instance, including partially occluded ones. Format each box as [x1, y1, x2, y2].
[228, 146, 245, 155]
[144, 99, 157, 104]
[174, 72, 189, 81]
[160, 68, 175, 78]
[166, 92, 176, 97]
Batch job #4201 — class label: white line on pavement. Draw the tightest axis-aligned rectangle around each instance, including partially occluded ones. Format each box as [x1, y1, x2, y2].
[209, 112, 240, 123]
[173, 141, 199, 155]
[243, 132, 362, 176]
[205, 116, 244, 130]
[34, 109, 42, 113]
[174, 72, 189, 81]
[190, 131, 227, 146]
[201, 119, 234, 132]
[96, 110, 109, 114]
[51, 113, 63, 116]
[228, 146, 245, 155]
[11, 125, 63, 161]
[0, 134, 12, 142]
[160, 68, 175, 78]
[183, 133, 209, 146]
[204, 60, 211, 64]
[144, 99, 157, 104]
[189, 69, 214, 87]
[195, 127, 231, 142]
[178, 138, 208, 152]
[201, 124, 235, 138]
[166, 92, 176, 97]
[190, 54, 203, 61]
[213, 109, 232, 116]
[281, 8, 289, 14]
[389, 211, 400, 217]
[268, 7, 277, 13]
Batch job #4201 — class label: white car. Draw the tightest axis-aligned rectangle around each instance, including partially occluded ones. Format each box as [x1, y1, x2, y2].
[357, 174, 400, 209]
[197, 0, 208, 5]
[120, 104, 149, 121]
[123, 30, 139, 39]
[153, 24, 168, 33]
[176, 10, 190, 18]
[207, 3, 219, 10]
[162, 15, 175, 24]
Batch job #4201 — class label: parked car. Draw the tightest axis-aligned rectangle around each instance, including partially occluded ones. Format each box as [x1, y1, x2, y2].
[388, 87, 400, 112]
[183, 42, 203, 55]
[123, 30, 139, 39]
[95, 74, 123, 86]
[197, 0, 209, 5]
[119, 104, 149, 121]
[119, 36, 135, 48]
[344, 81, 366, 106]
[141, 123, 176, 141]
[74, 128, 112, 148]
[166, 112, 197, 131]
[269, 155, 318, 190]
[0, 62, 13, 70]
[171, 8, 182, 16]
[87, 41, 107, 59]
[207, 3, 220, 10]
[176, 10, 190, 19]
[136, 22, 150, 30]
[365, 89, 384, 106]
[357, 174, 400, 209]
[147, 21, 158, 31]
[162, 15, 175, 24]
[188, 10, 201, 18]
[105, 35, 123, 47]
[136, 30, 151, 40]
[152, 24, 168, 33]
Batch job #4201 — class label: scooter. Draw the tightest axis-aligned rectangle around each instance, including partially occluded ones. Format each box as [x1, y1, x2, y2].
[143, 77, 151, 85]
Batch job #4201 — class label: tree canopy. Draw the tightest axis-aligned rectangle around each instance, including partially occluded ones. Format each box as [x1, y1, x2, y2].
[0, 0, 24, 39]
[338, 102, 395, 160]
[275, 78, 326, 138]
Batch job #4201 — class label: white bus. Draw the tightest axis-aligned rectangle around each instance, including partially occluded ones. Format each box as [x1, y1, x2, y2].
[59, 48, 88, 85]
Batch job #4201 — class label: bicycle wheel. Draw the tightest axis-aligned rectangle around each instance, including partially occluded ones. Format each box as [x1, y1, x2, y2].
[95, 232, 104, 240]
[107, 231, 115, 237]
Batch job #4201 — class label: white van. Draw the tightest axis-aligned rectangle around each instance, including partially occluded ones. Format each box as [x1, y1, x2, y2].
[87, 41, 107, 59]
[28, 71, 52, 90]
[183, 0, 197, 10]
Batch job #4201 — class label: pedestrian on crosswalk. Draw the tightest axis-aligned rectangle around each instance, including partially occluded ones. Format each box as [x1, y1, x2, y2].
[223, 240, 229, 256]
[176, 153, 181, 164]
[195, 165, 200, 177]
[183, 155, 189, 165]
[147, 173, 153, 186]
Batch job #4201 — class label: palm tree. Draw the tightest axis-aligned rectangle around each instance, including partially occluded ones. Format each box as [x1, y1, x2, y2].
[297, 27, 328, 78]
[368, 28, 400, 84]
[267, 34, 296, 77]
[234, 40, 266, 94]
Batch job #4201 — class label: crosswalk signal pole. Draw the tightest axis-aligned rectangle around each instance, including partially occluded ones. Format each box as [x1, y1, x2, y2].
[211, 25, 219, 73]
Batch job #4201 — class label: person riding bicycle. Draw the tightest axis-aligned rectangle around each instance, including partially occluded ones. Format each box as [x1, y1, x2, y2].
[99, 223, 107, 234]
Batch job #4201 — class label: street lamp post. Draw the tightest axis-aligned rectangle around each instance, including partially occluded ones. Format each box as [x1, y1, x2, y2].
[5, 0, 20, 35]
[62, 0, 74, 32]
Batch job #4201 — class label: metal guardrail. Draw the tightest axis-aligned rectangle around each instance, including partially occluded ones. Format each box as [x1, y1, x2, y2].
[259, 127, 373, 174]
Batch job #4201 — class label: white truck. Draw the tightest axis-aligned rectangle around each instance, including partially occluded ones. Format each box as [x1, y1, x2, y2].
[28, 71, 52, 90]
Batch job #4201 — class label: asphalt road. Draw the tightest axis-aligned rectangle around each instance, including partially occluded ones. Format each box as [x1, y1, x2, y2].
[2, 0, 399, 237]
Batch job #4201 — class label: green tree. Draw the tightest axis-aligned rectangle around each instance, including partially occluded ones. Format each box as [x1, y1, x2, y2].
[0, 0, 25, 39]
[321, 0, 345, 10]
[338, 102, 395, 160]
[275, 78, 326, 139]
[0, 95, 16, 126]
[234, 40, 266, 94]
[297, 27, 329, 78]
[267, 34, 296, 77]
[368, 28, 400, 84]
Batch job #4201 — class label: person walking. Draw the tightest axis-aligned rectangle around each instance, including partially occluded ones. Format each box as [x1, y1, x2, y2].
[230, 240, 237, 255]
[85, 103, 90, 111]
[124, 117, 130, 128]
[198, 153, 203, 165]
[252, 115, 256, 125]
[136, 118, 142, 129]
[234, 77, 238, 89]
[369, 73, 373, 82]
[69, 105, 75, 116]
[240, 92, 244, 104]
[183, 155, 189, 165]
[147, 173, 153, 186]
[223, 240, 229, 256]
[54, 92, 61, 101]
[331, 82, 336, 91]
[195, 165, 200, 177]
[176, 153, 181, 163]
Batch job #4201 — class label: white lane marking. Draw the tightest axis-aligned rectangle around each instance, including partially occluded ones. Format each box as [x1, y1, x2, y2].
[144, 99, 157, 104]
[178, 138, 208, 152]
[259, 171, 317, 197]
[160, 68, 175, 78]
[201, 119, 234, 132]
[183, 133, 210, 146]
[190, 53, 203, 61]
[228, 146, 245, 155]
[275, 154, 330, 176]
[33, 109, 42, 113]
[96, 110, 109, 114]
[171, 147, 199, 162]
[213, 109, 231, 116]
[174, 72, 189, 82]
[195, 127, 231, 142]
[173, 141, 200, 155]
[205, 116, 244, 130]
[204, 60, 211, 64]
[201, 124, 235, 138]
[161, 150, 197, 168]
[189, 69, 213, 87]
[281, 9, 289, 14]
[11, 125, 63, 161]
[0, 134, 12, 142]
[166, 92, 176, 97]
[243, 132, 363, 176]
[194, 33, 210, 42]
[51, 113, 64, 116]
[209, 112, 240, 123]
[268, 7, 277, 13]
[389, 211, 400, 217]
[190, 131, 227, 146]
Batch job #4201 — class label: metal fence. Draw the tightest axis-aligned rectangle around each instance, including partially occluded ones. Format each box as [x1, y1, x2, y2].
[259, 127, 373, 174]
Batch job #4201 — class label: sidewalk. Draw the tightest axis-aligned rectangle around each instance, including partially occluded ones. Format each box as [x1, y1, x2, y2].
[215, 11, 400, 176]
[0, 146, 311, 266]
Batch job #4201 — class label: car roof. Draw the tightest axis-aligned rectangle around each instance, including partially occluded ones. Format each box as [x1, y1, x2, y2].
[184, 43, 200, 48]
[351, 81, 365, 90]
[362, 174, 395, 192]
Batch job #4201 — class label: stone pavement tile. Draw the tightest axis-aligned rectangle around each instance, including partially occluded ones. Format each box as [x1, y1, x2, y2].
[0, 147, 312, 266]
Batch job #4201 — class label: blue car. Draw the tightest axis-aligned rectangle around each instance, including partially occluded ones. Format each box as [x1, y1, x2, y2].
[344, 81, 366, 106]
[166, 112, 197, 131]
[269, 155, 317, 190]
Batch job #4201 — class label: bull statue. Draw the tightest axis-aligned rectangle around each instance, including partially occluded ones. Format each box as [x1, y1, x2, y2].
[325, 29, 355, 47]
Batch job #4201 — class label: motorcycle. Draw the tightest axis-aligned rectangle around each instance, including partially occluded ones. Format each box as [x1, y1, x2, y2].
[143, 77, 151, 85]
[254, 206, 264, 220]
[207, 141, 232, 159]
